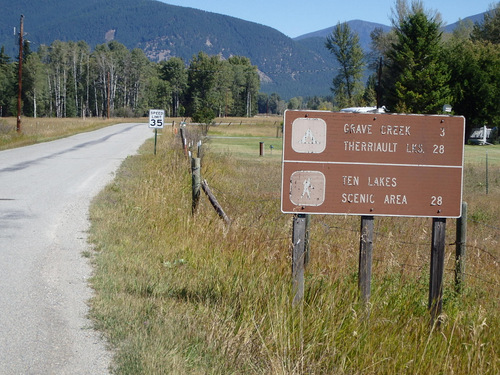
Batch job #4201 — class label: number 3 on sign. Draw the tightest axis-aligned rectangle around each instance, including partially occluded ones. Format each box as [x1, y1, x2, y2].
[431, 196, 443, 206]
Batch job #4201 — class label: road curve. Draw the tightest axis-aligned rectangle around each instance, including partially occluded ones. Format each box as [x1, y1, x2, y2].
[0, 123, 153, 374]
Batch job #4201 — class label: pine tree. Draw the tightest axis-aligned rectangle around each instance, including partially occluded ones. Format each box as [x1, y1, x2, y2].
[0, 46, 14, 116]
[0, 46, 10, 65]
[471, 2, 500, 44]
[384, 9, 451, 113]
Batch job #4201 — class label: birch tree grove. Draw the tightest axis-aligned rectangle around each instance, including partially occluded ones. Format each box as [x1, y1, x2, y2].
[2, 40, 260, 118]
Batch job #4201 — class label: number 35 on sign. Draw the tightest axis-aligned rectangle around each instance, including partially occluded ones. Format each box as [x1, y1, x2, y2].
[149, 109, 165, 129]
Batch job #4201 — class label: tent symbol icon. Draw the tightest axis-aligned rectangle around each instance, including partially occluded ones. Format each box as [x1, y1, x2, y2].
[299, 129, 319, 145]
[292, 117, 326, 153]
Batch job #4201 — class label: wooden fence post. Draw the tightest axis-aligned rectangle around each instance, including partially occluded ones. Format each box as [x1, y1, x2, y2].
[429, 218, 446, 323]
[197, 140, 202, 158]
[191, 157, 201, 214]
[201, 179, 231, 225]
[359, 216, 374, 305]
[486, 151, 489, 194]
[455, 202, 467, 293]
[179, 127, 188, 157]
[292, 214, 307, 306]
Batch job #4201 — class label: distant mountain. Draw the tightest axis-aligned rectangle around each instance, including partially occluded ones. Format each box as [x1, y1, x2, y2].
[442, 12, 488, 32]
[294, 13, 487, 51]
[0, 0, 488, 100]
[294, 20, 392, 51]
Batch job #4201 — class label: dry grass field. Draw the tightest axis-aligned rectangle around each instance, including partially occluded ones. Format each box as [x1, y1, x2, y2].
[0, 117, 145, 150]
[87, 119, 499, 374]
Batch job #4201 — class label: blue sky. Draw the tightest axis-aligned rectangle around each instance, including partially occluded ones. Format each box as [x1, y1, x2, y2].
[159, 0, 494, 38]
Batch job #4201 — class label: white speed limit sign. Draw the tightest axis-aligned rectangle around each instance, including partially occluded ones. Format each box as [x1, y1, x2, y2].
[149, 109, 165, 129]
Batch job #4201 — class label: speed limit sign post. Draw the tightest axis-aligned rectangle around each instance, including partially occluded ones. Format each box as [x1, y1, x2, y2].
[149, 109, 165, 155]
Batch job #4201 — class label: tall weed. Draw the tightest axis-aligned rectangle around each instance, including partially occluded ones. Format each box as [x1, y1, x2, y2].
[88, 128, 499, 374]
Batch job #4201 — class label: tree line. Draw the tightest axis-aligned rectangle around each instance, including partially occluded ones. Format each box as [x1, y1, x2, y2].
[0, 40, 260, 120]
[322, 1, 500, 138]
[0, 0, 498, 139]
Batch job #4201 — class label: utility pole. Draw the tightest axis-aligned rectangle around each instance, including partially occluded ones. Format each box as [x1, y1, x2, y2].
[17, 15, 24, 133]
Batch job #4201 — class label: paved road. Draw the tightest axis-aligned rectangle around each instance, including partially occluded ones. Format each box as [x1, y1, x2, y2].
[0, 123, 152, 374]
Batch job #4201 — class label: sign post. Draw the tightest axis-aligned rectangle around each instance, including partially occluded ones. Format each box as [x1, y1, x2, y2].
[292, 214, 307, 306]
[149, 109, 165, 155]
[281, 110, 465, 315]
[359, 215, 374, 305]
[429, 217, 446, 323]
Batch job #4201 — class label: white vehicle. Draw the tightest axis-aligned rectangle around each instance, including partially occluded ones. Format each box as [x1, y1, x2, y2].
[468, 125, 494, 145]
[340, 106, 387, 113]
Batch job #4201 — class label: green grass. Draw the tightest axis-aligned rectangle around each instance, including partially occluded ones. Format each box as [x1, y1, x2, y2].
[207, 136, 282, 159]
[464, 144, 500, 165]
[88, 124, 499, 374]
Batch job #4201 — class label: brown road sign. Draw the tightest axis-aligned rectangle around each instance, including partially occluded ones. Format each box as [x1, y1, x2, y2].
[281, 110, 465, 218]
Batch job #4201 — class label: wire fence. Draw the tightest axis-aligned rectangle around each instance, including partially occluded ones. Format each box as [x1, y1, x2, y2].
[256, 210, 498, 291]
[209, 182, 500, 289]
[324, 219, 499, 285]
[177, 127, 500, 291]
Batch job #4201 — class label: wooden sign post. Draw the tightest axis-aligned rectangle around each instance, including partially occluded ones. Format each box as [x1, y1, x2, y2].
[429, 218, 446, 322]
[359, 216, 374, 305]
[455, 202, 468, 293]
[292, 214, 307, 306]
[281, 110, 465, 319]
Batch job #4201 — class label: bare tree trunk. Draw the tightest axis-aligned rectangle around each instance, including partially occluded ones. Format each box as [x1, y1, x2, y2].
[47, 74, 53, 116]
[72, 51, 79, 118]
[94, 80, 99, 117]
[63, 68, 67, 117]
[246, 88, 252, 117]
[86, 55, 90, 118]
[54, 70, 61, 118]
[101, 71, 106, 117]
[33, 88, 37, 118]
